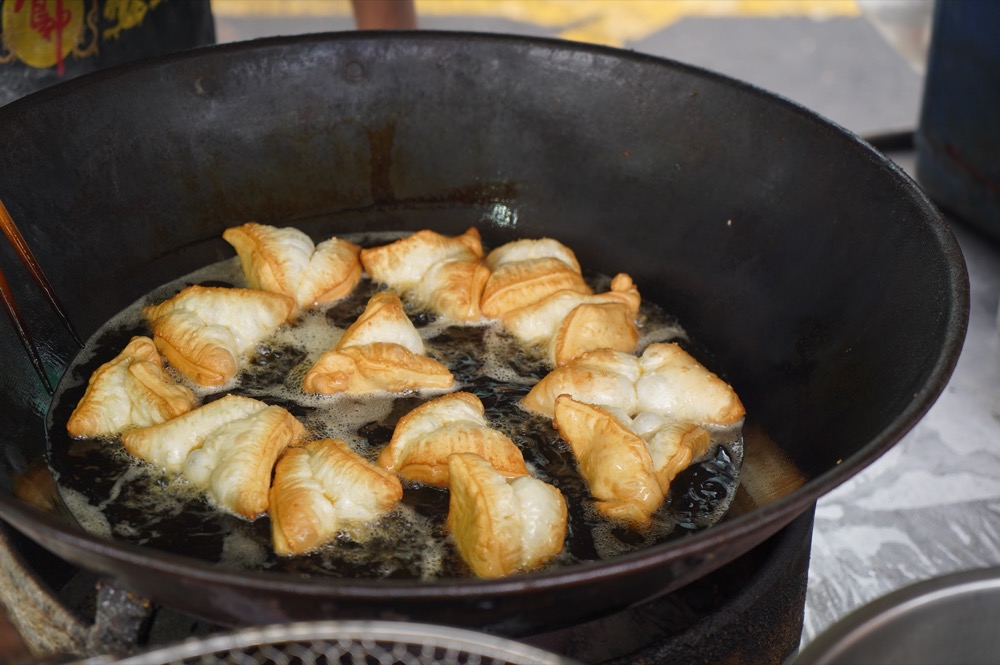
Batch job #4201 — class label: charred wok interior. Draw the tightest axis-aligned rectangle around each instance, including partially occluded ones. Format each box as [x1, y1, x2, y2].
[0, 33, 966, 635]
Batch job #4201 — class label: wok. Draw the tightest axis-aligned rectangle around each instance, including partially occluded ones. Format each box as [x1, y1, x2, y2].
[0, 32, 967, 635]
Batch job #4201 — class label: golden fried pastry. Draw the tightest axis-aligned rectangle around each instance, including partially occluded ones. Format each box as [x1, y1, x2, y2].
[447, 452, 567, 578]
[479, 237, 590, 319]
[534, 343, 742, 528]
[269, 439, 404, 556]
[182, 403, 305, 519]
[360, 228, 489, 323]
[636, 342, 746, 426]
[303, 343, 455, 395]
[484, 237, 583, 273]
[503, 273, 642, 366]
[520, 348, 641, 418]
[630, 411, 713, 492]
[67, 336, 197, 439]
[223, 223, 362, 311]
[414, 258, 492, 322]
[553, 396, 664, 527]
[522, 343, 744, 430]
[360, 227, 484, 290]
[335, 290, 425, 353]
[121, 394, 269, 472]
[502, 275, 639, 347]
[377, 392, 529, 487]
[480, 257, 591, 319]
[552, 302, 638, 366]
[302, 292, 454, 395]
[143, 285, 294, 387]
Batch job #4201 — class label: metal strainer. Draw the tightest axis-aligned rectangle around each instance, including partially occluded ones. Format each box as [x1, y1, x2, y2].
[75, 620, 582, 665]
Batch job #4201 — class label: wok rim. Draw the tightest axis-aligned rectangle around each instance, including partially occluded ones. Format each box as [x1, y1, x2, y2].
[0, 30, 970, 606]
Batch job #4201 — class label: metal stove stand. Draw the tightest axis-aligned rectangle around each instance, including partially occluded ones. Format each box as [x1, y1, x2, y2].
[0, 507, 813, 665]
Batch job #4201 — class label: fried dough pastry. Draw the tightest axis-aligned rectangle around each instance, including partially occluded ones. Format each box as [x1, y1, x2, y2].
[553, 302, 638, 366]
[636, 342, 746, 426]
[223, 223, 362, 311]
[302, 292, 454, 395]
[503, 273, 642, 366]
[447, 452, 567, 578]
[269, 439, 404, 556]
[480, 257, 591, 319]
[360, 227, 484, 289]
[336, 290, 425, 353]
[534, 342, 741, 527]
[143, 285, 294, 387]
[360, 228, 489, 322]
[484, 237, 583, 273]
[121, 394, 268, 472]
[304, 344, 455, 395]
[122, 394, 305, 519]
[522, 343, 744, 428]
[552, 396, 665, 526]
[183, 404, 306, 519]
[479, 237, 591, 319]
[376, 392, 529, 487]
[520, 348, 641, 418]
[414, 258, 492, 322]
[630, 411, 713, 492]
[67, 336, 197, 439]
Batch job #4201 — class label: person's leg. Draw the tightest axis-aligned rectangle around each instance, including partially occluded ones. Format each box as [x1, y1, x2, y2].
[351, 0, 418, 30]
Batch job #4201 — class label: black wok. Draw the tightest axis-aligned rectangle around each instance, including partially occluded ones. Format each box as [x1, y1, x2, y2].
[0, 32, 967, 635]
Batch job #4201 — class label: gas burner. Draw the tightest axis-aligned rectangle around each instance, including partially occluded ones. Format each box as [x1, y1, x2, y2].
[0, 509, 811, 664]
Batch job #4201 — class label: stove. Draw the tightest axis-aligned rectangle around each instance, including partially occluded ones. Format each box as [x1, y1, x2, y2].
[0, 505, 812, 664]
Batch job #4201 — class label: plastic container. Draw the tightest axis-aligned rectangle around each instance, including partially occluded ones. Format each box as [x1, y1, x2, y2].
[915, 0, 1000, 238]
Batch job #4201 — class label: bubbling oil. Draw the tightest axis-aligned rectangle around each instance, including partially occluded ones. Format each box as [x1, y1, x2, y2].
[45, 232, 743, 580]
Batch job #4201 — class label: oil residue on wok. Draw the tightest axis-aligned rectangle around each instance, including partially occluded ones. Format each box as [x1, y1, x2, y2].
[45, 231, 743, 580]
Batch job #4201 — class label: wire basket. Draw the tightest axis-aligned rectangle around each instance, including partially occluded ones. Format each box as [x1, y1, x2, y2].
[76, 620, 582, 665]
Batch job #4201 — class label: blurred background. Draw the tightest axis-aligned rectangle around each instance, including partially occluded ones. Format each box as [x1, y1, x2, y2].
[2, 0, 933, 138]
[210, 0, 933, 139]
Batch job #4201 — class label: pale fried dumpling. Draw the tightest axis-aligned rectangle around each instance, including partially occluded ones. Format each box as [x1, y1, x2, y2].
[223, 223, 362, 311]
[121, 394, 267, 472]
[447, 452, 567, 578]
[503, 273, 642, 366]
[479, 237, 591, 319]
[376, 392, 529, 487]
[480, 258, 591, 319]
[553, 302, 638, 367]
[335, 290, 424, 353]
[303, 344, 455, 395]
[360, 228, 489, 323]
[360, 227, 484, 290]
[553, 396, 664, 527]
[521, 343, 744, 428]
[520, 348, 641, 418]
[414, 258, 491, 322]
[636, 342, 746, 426]
[484, 237, 582, 273]
[302, 292, 454, 395]
[183, 404, 305, 519]
[67, 336, 197, 439]
[143, 285, 294, 387]
[502, 274, 640, 347]
[630, 411, 713, 492]
[301, 238, 364, 306]
[269, 439, 404, 556]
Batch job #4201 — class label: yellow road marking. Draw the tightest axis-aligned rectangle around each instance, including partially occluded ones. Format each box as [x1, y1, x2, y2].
[211, 0, 859, 47]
